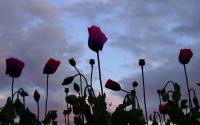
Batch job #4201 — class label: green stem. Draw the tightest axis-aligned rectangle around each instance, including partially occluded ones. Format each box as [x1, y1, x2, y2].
[141, 66, 148, 122]
[90, 65, 94, 86]
[45, 74, 49, 117]
[97, 52, 104, 95]
[37, 102, 40, 120]
[11, 77, 14, 103]
[23, 97, 25, 109]
[183, 64, 192, 108]
[74, 66, 83, 96]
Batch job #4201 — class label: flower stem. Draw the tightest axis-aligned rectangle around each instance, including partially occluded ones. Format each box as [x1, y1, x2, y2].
[37, 102, 40, 120]
[90, 64, 94, 86]
[141, 66, 148, 122]
[45, 74, 49, 117]
[97, 52, 104, 95]
[23, 97, 25, 109]
[11, 77, 14, 103]
[183, 64, 192, 108]
[74, 66, 83, 96]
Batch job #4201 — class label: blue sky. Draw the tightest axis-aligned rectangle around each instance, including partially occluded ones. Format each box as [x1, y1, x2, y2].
[0, 0, 200, 124]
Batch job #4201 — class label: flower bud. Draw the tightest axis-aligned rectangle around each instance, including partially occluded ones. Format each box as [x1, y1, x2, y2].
[89, 59, 95, 65]
[69, 58, 76, 67]
[139, 59, 145, 66]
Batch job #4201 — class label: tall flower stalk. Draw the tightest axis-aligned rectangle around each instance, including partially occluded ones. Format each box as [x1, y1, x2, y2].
[43, 58, 60, 117]
[88, 25, 108, 95]
[97, 52, 104, 95]
[6, 57, 25, 103]
[183, 64, 192, 108]
[89, 59, 95, 86]
[139, 59, 148, 122]
[179, 49, 193, 108]
[45, 74, 49, 117]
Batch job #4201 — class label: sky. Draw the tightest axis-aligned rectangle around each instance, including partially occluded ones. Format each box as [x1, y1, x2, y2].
[0, 0, 200, 124]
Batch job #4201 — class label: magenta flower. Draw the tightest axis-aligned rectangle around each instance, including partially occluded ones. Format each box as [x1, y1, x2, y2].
[6, 58, 25, 78]
[88, 25, 108, 52]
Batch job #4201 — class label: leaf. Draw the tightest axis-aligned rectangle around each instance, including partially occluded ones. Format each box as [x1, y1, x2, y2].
[62, 76, 74, 85]
[34, 90, 40, 103]
[74, 83, 80, 93]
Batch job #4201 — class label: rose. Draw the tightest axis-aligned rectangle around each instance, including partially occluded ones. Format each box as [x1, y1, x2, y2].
[159, 104, 168, 114]
[6, 58, 25, 78]
[43, 58, 60, 74]
[179, 49, 193, 64]
[105, 79, 121, 91]
[88, 25, 107, 52]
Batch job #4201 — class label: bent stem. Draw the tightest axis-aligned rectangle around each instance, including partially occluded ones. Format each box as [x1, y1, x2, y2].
[183, 64, 192, 108]
[74, 66, 83, 96]
[11, 77, 14, 103]
[45, 74, 49, 117]
[97, 52, 104, 95]
[141, 66, 148, 122]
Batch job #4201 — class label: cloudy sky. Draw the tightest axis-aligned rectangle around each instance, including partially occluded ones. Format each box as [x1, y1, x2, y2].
[0, 0, 200, 124]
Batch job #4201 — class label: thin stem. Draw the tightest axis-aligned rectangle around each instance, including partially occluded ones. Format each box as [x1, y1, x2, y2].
[74, 66, 83, 96]
[64, 114, 66, 125]
[45, 74, 49, 117]
[23, 97, 25, 109]
[121, 89, 130, 93]
[37, 102, 40, 120]
[11, 77, 14, 103]
[74, 73, 89, 86]
[183, 64, 192, 108]
[97, 52, 104, 95]
[67, 114, 70, 125]
[90, 65, 94, 86]
[141, 66, 148, 122]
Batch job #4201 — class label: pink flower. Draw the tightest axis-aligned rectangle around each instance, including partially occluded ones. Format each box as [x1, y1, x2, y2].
[179, 49, 193, 64]
[88, 25, 108, 52]
[6, 58, 25, 78]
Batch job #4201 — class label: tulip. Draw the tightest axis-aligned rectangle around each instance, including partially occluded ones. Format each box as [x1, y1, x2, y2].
[6, 57, 25, 102]
[179, 49, 193, 65]
[43, 58, 60, 74]
[6, 58, 25, 78]
[88, 25, 107, 53]
[89, 59, 95, 86]
[105, 79, 121, 91]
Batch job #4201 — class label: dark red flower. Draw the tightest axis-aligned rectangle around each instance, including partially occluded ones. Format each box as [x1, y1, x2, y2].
[88, 25, 108, 52]
[105, 79, 121, 91]
[179, 49, 193, 64]
[159, 104, 168, 114]
[6, 58, 25, 78]
[43, 58, 60, 74]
